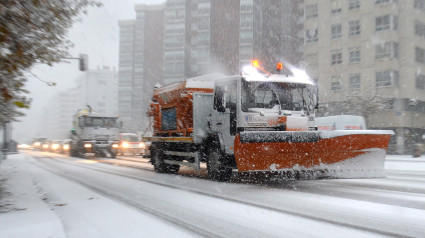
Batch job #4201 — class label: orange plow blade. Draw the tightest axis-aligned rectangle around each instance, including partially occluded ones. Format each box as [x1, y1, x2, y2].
[234, 130, 394, 178]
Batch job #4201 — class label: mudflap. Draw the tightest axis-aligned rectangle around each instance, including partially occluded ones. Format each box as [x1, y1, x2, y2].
[234, 130, 394, 179]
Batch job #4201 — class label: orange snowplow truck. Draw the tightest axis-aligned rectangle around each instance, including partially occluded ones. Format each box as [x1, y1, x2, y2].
[144, 65, 393, 181]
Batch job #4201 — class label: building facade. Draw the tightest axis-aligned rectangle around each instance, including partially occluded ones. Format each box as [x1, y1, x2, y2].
[75, 67, 118, 116]
[48, 88, 79, 139]
[163, 0, 304, 83]
[118, 4, 164, 131]
[40, 67, 118, 140]
[303, 0, 425, 153]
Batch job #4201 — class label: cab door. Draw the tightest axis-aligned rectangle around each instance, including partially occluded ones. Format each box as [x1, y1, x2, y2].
[211, 81, 237, 155]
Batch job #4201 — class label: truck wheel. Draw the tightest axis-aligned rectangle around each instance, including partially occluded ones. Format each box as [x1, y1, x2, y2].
[152, 148, 180, 174]
[110, 151, 117, 158]
[152, 148, 167, 173]
[207, 147, 232, 182]
[167, 164, 180, 174]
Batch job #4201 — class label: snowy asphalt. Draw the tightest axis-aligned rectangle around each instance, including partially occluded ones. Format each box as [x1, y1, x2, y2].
[0, 151, 425, 238]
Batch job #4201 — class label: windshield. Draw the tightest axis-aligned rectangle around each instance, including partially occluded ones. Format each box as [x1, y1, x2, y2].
[241, 80, 317, 113]
[121, 135, 139, 142]
[84, 117, 117, 128]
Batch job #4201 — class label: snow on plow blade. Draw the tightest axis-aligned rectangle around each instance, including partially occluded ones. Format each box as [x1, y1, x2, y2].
[234, 130, 394, 179]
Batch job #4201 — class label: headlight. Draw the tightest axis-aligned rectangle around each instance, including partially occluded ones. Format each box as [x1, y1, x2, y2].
[139, 142, 145, 148]
[122, 142, 129, 148]
[42, 144, 49, 148]
[63, 144, 70, 150]
[84, 143, 92, 148]
[112, 144, 119, 148]
[52, 144, 59, 149]
[34, 142, 41, 146]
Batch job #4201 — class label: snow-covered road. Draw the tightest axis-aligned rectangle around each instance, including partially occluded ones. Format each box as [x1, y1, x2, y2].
[1, 151, 425, 238]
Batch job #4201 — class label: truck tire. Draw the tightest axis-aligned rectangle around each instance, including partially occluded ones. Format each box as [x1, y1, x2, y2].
[152, 148, 168, 173]
[152, 148, 180, 174]
[207, 146, 232, 182]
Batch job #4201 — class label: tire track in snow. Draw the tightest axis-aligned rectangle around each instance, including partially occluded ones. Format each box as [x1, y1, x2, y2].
[28, 152, 420, 238]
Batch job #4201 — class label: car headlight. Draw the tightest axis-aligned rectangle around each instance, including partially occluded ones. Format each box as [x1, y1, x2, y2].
[139, 142, 145, 148]
[34, 142, 41, 146]
[42, 144, 49, 148]
[122, 142, 129, 148]
[112, 144, 119, 148]
[84, 143, 92, 148]
[63, 144, 70, 150]
[52, 144, 59, 149]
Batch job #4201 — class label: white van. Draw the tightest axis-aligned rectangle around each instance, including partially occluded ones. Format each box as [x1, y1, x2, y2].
[315, 115, 366, 130]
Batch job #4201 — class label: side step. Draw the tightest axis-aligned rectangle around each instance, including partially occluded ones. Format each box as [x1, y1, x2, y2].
[163, 151, 201, 171]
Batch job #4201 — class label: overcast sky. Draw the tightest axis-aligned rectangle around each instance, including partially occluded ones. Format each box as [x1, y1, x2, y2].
[14, 0, 164, 141]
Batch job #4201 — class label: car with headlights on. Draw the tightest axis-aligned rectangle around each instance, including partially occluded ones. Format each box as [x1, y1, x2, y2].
[49, 140, 63, 153]
[117, 133, 144, 156]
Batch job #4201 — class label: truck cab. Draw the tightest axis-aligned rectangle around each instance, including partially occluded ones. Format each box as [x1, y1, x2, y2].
[70, 108, 119, 158]
[209, 66, 318, 155]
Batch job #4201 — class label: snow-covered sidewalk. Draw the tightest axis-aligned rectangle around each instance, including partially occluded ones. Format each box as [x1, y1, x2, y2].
[0, 154, 66, 238]
[0, 153, 194, 238]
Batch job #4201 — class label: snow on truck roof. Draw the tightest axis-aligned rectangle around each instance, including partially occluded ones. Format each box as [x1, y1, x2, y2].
[155, 70, 315, 95]
[155, 73, 227, 94]
[242, 65, 316, 85]
[244, 74, 316, 85]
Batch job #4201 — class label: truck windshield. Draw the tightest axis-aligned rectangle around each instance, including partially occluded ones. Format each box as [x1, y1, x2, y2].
[84, 117, 117, 128]
[241, 80, 317, 113]
[121, 135, 139, 142]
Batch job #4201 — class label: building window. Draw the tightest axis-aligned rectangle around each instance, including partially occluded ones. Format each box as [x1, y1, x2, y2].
[306, 28, 318, 43]
[331, 75, 342, 91]
[349, 47, 361, 63]
[349, 20, 361, 36]
[375, 0, 391, 5]
[331, 0, 342, 14]
[376, 70, 399, 87]
[331, 24, 342, 39]
[349, 0, 360, 10]
[416, 47, 425, 63]
[415, 21, 425, 38]
[375, 42, 399, 59]
[305, 53, 318, 69]
[415, 0, 425, 11]
[349, 74, 361, 89]
[305, 4, 318, 18]
[331, 51, 342, 65]
[375, 15, 398, 31]
[417, 74, 425, 90]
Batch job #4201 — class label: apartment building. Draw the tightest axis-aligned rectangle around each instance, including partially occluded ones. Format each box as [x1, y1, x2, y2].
[163, 0, 304, 83]
[304, 0, 425, 153]
[118, 4, 164, 131]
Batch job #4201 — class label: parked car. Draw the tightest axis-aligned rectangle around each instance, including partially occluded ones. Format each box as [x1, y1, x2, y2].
[117, 133, 144, 156]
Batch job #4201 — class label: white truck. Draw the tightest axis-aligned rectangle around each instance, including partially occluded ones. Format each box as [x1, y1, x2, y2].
[144, 63, 393, 181]
[70, 106, 119, 158]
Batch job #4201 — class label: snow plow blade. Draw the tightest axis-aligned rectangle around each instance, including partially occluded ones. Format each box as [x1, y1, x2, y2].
[234, 130, 394, 179]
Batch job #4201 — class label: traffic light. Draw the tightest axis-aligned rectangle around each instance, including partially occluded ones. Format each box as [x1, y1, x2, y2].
[79, 54, 88, 71]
